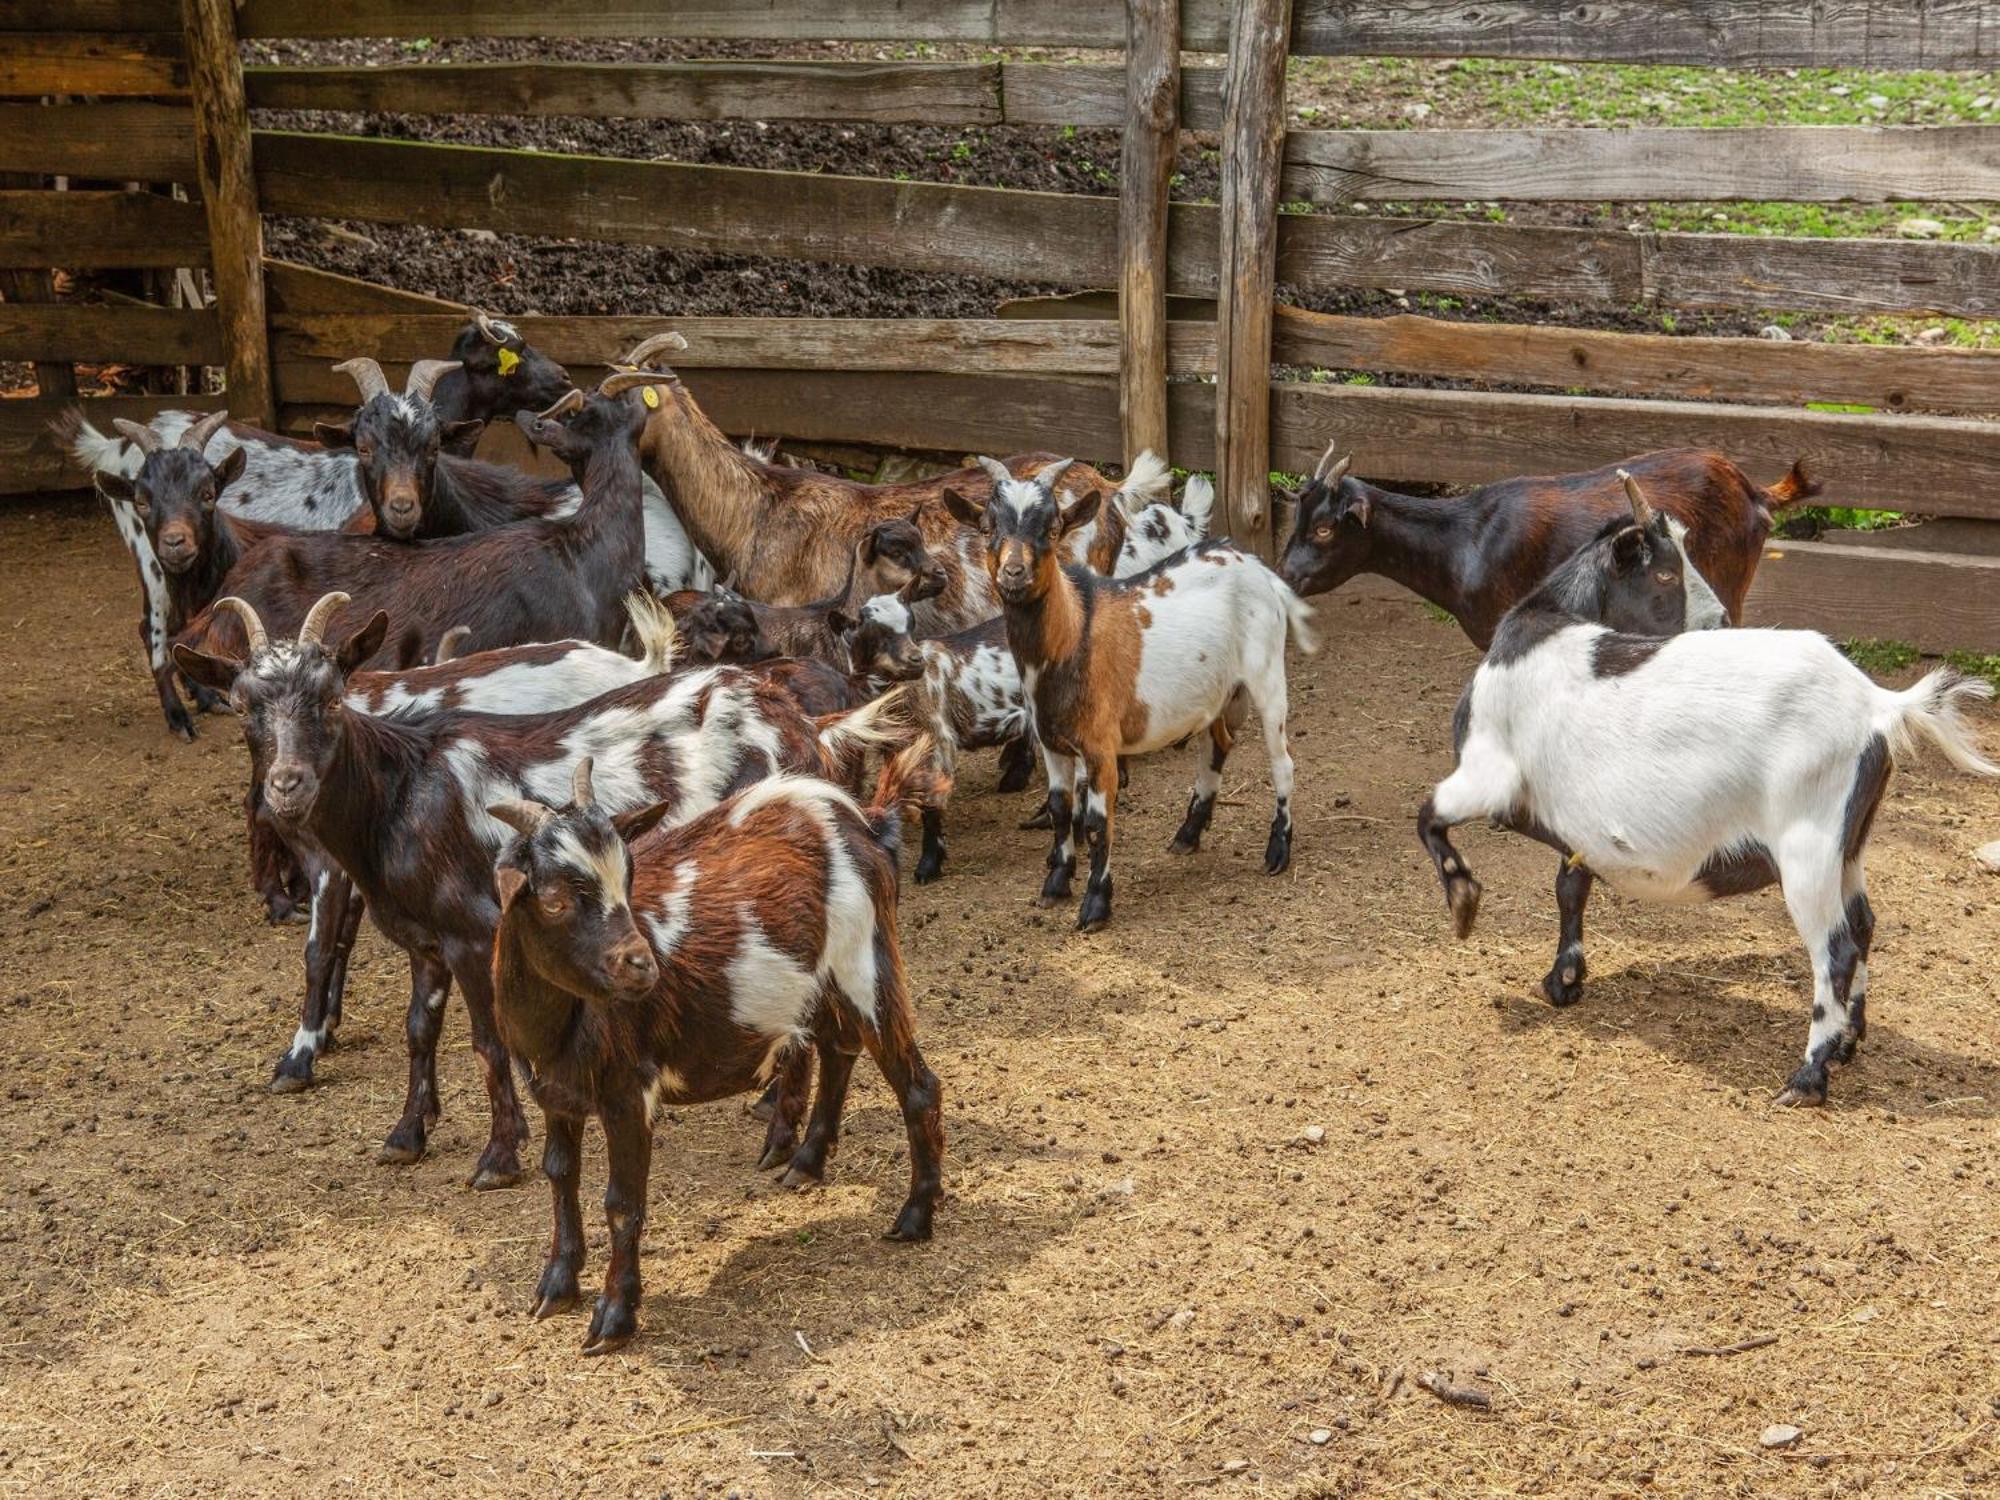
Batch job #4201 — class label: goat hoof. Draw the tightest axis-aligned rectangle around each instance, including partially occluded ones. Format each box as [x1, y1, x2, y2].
[268, 1060, 313, 1094]
[1168, 833, 1200, 855]
[376, 1135, 425, 1166]
[468, 1155, 524, 1191]
[1773, 1072, 1829, 1109]
[884, 1202, 935, 1243]
[1019, 807, 1054, 831]
[1541, 953, 1586, 1008]
[1263, 843, 1292, 876]
[1076, 897, 1112, 932]
[746, 1078, 782, 1122]
[582, 1297, 638, 1355]
[532, 1264, 580, 1320]
[914, 855, 945, 884]
[167, 711, 197, 743]
[755, 1142, 794, 1171]
[779, 1163, 824, 1190]
[1447, 876, 1483, 939]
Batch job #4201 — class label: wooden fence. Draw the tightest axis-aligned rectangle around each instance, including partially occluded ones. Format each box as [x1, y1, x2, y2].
[3, 1, 1999, 649]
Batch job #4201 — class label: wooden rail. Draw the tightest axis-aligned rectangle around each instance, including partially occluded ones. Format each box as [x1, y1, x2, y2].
[0, 190, 210, 269]
[0, 304, 222, 365]
[0, 103, 194, 182]
[0, 31, 187, 95]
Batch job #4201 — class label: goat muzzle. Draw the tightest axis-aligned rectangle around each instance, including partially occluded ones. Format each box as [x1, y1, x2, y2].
[263, 764, 318, 824]
[605, 936, 657, 996]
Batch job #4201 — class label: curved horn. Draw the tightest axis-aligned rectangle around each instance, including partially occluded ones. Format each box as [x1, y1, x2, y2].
[597, 370, 676, 398]
[621, 332, 688, 368]
[332, 357, 390, 403]
[213, 596, 269, 655]
[1322, 452, 1353, 487]
[571, 755, 595, 809]
[403, 358, 462, 403]
[1033, 457, 1077, 497]
[297, 591, 351, 650]
[473, 309, 512, 346]
[531, 388, 587, 422]
[975, 455, 1014, 491]
[1617, 468, 1658, 529]
[110, 418, 164, 455]
[180, 409, 232, 454]
[488, 800, 554, 837]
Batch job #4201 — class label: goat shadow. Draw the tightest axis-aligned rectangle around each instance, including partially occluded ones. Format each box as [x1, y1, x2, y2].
[1489, 946, 2000, 1119]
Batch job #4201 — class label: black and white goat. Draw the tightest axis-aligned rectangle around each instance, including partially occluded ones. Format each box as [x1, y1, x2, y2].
[945, 459, 1316, 930]
[1418, 474, 1997, 1106]
[489, 746, 947, 1353]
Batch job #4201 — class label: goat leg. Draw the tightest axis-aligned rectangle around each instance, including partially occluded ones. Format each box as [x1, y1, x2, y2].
[379, 952, 453, 1165]
[1417, 796, 1483, 939]
[583, 1098, 653, 1355]
[755, 1044, 814, 1170]
[1544, 856, 1593, 1007]
[781, 1042, 859, 1189]
[270, 861, 354, 1092]
[1075, 754, 1117, 933]
[532, 1111, 586, 1320]
[866, 961, 944, 1243]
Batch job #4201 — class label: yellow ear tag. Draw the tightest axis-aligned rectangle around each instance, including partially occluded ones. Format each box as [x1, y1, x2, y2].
[1565, 849, 1588, 870]
[495, 347, 520, 377]
[641, 386, 661, 410]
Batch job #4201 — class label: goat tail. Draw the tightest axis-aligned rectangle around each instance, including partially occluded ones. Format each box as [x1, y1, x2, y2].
[867, 735, 952, 849]
[1178, 473, 1216, 536]
[1264, 569, 1320, 655]
[53, 407, 129, 479]
[1762, 458, 1823, 515]
[621, 590, 679, 675]
[1117, 449, 1173, 509]
[816, 684, 911, 764]
[1880, 668, 2000, 777]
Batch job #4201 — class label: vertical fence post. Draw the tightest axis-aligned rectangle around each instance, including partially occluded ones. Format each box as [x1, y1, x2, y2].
[1118, 0, 1179, 468]
[1213, 0, 1292, 559]
[180, 0, 274, 428]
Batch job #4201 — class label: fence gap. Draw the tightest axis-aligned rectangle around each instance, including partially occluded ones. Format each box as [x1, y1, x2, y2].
[1213, 0, 1291, 559]
[180, 0, 273, 426]
[1117, 0, 1179, 469]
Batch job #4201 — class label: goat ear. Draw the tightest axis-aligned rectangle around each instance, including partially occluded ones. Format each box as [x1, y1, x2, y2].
[1346, 491, 1371, 528]
[1057, 489, 1102, 537]
[172, 642, 242, 694]
[335, 610, 391, 673]
[612, 799, 675, 845]
[314, 421, 355, 450]
[211, 445, 248, 494]
[940, 485, 985, 529]
[859, 528, 880, 564]
[494, 864, 529, 912]
[907, 499, 925, 524]
[1610, 525, 1649, 570]
[442, 418, 485, 451]
[94, 471, 135, 505]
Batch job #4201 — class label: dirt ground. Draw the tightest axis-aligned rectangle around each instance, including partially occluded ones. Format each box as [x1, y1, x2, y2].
[2, 493, 1999, 1498]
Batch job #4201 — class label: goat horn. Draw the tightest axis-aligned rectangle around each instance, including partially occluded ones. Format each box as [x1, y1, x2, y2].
[1617, 469, 1658, 528]
[598, 370, 676, 398]
[571, 755, 595, 808]
[297, 591, 352, 650]
[531, 388, 587, 422]
[332, 357, 390, 403]
[213, 596, 269, 655]
[111, 418, 164, 455]
[1312, 442, 1339, 481]
[473, 309, 511, 346]
[181, 410, 232, 454]
[621, 332, 688, 368]
[404, 359, 462, 403]
[1034, 457, 1077, 497]
[975, 455, 1015, 491]
[1326, 454, 1353, 486]
[488, 800, 554, 837]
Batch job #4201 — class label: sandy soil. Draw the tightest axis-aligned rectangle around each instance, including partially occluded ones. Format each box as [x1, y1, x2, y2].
[2, 492, 1998, 1498]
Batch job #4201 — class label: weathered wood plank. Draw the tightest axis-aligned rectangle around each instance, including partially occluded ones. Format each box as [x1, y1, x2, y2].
[1264, 382, 2000, 520]
[244, 60, 1004, 124]
[1269, 306, 2000, 414]
[1283, 125, 2000, 206]
[1287, 0, 2000, 68]
[0, 304, 223, 365]
[0, 190, 210, 269]
[181, 0, 274, 427]
[1269, 214, 2000, 319]
[1214, 0, 1293, 560]
[0, 170, 75, 399]
[1002, 62, 1226, 131]
[252, 130, 1123, 287]
[1744, 539, 2000, 653]
[0, 393, 226, 495]
[0, 32, 187, 96]
[0, 3, 180, 30]
[262, 257, 468, 315]
[1119, 1, 1180, 468]
[0, 103, 194, 182]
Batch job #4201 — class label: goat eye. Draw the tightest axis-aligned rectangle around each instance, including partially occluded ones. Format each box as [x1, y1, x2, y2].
[1655, 570, 1676, 584]
[538, 888, 571, 916]
[1313, 524, 1335, 541]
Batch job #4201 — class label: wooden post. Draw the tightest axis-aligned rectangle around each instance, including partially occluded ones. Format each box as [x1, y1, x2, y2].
[1213, 0, 1292, 559]
[180, 0, 274, 427]
[1118, 0, 1178, 468]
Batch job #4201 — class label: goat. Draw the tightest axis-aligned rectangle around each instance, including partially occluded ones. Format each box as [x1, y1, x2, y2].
[672, 511, 948, 668]
[489, 746, 947, 1353]
[172, 372, 667, 673]
[1110, 472, 1215, 577]
[175, 592, 903, 1181]
[1277, 444, 1821, 648]
[1415, 474, 1995, 1106]
[612, 332, 1169, 629]
[944, 458, 1317, 931]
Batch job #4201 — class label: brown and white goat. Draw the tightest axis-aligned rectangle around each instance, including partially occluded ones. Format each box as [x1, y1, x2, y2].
[611, 332, 1169, 629]
[489, 747, 947, 1354]
[175, 592, 902, 1183]
[1278, 444, 1820, 648]
[947, 460, 1317, 931]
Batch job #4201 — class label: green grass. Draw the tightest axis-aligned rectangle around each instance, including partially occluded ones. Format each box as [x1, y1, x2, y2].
[1647, 200, 1995, 241]
[1421, 603, 1458, 627]
[1946, 650, 2000, 691]
[1843, 638, 1921, 675]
